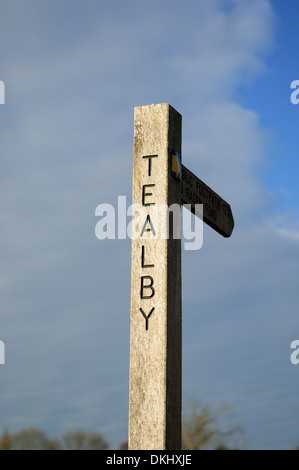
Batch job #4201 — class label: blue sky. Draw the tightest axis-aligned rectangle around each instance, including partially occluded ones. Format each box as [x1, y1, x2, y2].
[238, 1, 299, 217]
[0, 0, 299, 450]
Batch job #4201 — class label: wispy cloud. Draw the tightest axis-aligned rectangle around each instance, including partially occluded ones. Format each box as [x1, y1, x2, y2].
[277, 229, 299, 243]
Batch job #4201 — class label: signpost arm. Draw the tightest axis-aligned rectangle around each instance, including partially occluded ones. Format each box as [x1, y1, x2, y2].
[181, 164, 234, 238]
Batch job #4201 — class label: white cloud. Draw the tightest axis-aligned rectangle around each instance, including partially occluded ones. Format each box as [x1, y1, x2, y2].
[278, 229, 299, 243]
[170, 0, 274, 101]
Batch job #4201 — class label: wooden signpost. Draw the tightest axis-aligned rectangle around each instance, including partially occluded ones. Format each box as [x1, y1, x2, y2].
[128, 103, 234, 450]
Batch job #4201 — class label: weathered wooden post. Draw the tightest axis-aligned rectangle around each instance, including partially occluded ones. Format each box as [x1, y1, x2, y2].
[128, 103, 234, 450]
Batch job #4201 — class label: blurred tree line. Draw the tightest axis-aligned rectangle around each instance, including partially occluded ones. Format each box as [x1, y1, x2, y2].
[0, 399, 245, 450]
[0, 428, 109, 450]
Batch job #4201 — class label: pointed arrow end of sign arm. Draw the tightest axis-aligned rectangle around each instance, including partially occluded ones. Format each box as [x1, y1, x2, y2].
[223, 206, 234, 238]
